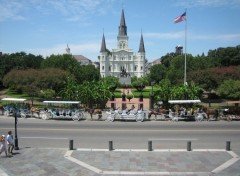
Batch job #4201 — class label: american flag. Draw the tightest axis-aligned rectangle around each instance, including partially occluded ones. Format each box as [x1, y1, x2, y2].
[174, 12, 186, 23]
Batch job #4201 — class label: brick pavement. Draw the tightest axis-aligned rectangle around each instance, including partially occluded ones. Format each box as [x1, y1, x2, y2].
[1, 147, 239, 176]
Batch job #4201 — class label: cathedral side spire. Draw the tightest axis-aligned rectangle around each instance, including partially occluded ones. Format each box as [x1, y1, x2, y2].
[66, 44, 70, 54]
[118, 9, 127, 36]
[100, 33, 107, 52]
[138, 33, 145, 53]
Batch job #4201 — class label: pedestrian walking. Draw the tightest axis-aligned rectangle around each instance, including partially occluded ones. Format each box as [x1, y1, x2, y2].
[0, 135, 8, 157]
[7, 131, 14, 156]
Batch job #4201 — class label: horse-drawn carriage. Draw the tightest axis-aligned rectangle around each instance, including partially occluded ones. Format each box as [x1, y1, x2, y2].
[167, 100, 202, 121]
[39, 101, 84, 121]
[1, 98, 30, 118]
[106, 101, 146, 122]
[148, 100, 202, 121]
[221, 101, 240, 121]
[148, 107, 169, 120]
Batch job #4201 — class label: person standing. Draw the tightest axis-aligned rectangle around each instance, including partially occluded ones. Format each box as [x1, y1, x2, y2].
[0, 135, 8, 157]
[7, 131, 14, 156]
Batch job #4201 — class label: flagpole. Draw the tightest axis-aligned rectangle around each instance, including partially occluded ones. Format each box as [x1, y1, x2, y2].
[184, 9, 187, 85]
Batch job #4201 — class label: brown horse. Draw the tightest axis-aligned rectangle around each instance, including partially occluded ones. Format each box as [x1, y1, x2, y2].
[86, 108, 102, 120]
[202, 106, 219, 121]
[148, 108, 169, 120]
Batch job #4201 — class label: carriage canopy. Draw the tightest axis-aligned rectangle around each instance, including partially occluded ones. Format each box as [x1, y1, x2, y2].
[168, 100, 201, 104]
[43, 101, 80, 104]
[1, 98, 27, 102]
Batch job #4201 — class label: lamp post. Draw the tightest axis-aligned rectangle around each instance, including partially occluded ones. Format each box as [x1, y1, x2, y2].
[150, 81, 155, 110]
[14, 110, 19, 150]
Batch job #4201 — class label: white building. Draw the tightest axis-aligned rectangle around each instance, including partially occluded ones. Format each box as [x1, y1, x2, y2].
[99, 9, 146, 78]
[65, 44, 95, 66]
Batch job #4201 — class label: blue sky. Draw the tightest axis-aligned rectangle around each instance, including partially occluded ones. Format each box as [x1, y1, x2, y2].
[0, 0, 240, 62]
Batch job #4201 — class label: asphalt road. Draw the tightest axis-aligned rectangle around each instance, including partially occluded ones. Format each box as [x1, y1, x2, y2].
[1, 115, 240, 151]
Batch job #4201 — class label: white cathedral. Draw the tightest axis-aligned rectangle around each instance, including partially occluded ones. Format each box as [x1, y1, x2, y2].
[99, 9, 146, 78]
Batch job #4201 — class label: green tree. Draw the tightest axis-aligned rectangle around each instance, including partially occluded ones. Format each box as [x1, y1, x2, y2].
[217, 80, 240, 100]
[77, 80, 111, 108]
[154, 79, 172, 107]
[132, 77, 148, 91]
[0, 52, 43, 86]
[101, 76, 120, 92]
[42, 54, 100, 83]
[75, 65, 100, 83]
[166, 55, 184, 85]
[149, 64, 167, 84]
[3, 68, 70, 96]
[59, 77, 78, 100]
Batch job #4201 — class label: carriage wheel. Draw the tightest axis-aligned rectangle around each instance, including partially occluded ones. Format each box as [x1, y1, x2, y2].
[4, 111, 9, 116]
[21, 113, 27, 118]
[136, 114, 144, 122]
[72, 112, 83, 121]
[72, 114, 79, 121]
[227, 115, 233, 121]
[79, 112, 84, 120]
[41, 112, 50, 120]
[107, 115, 114, 122]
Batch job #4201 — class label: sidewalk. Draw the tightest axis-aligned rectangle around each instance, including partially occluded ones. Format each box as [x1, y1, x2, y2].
[0, 147, 239, 176]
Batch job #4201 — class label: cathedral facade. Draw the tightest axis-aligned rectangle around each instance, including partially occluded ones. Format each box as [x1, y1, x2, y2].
[99, 9, 146, 78]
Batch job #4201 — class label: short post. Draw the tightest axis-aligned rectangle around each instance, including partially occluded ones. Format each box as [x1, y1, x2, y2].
[69, 139, 73, 150]
[148, 141, 152, 151]
[187, 141, 191, 151]
[109, 141, 113, 151]
[226, 141, 231, 151]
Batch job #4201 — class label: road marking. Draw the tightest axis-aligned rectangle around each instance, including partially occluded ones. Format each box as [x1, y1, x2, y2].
[1, 127, 240, 132]
[212, 151, 240, 174]
[149, 138, 198, 141]
[20, 137, 68, 140]
[64, 150, 102, 174]
[65, 149, 238, 175]
[0, 167, 8, 176]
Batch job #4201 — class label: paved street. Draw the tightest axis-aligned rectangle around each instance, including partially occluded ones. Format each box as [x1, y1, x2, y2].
[1, 114, 240, 175]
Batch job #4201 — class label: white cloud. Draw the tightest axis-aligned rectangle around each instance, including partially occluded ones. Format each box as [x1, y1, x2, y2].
[175, 0, 240, 8]
[132, 31, 240, 41]
[189, 33, 240, 40]
[0, 0, 115, 22]
[25, 42, 101, 60]
[0, 0, 25, 21]
[143, 31, 185, 39]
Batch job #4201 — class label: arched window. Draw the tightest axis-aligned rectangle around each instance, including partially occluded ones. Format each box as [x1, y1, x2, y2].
[102, 66, 104, 70]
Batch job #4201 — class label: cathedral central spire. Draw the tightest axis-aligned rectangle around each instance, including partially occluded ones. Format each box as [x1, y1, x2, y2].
[118, 9, 127, 36]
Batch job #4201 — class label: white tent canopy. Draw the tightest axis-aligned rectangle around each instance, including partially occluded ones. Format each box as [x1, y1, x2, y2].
[1, 98, 27, 102]
[168, 100, 201, 104]
[43, 101, 80, 104]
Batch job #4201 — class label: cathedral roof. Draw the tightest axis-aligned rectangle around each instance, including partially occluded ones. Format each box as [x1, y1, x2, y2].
[100, 33, 107, 52]
[138, 33, 145, 53]
[118, 9, 127, 36]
